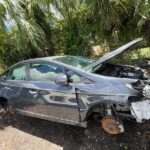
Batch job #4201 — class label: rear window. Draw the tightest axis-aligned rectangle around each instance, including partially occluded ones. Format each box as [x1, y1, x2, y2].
[9, 65, 26, 80]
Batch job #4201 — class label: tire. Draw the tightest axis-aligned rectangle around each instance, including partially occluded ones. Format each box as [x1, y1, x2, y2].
[0, 104, 16, 125]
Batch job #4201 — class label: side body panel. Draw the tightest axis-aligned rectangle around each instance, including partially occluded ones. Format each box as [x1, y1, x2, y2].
[74, 82, 140, 121]
[5, 80, 80, 124]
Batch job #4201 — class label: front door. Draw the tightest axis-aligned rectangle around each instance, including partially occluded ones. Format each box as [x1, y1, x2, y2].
[24, 62, 80, 124]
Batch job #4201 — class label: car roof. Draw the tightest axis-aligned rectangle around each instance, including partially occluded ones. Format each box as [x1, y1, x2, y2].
[11, 56, 63, 66]
[24, 56, 62, 62]
[12, 55, 93, 67]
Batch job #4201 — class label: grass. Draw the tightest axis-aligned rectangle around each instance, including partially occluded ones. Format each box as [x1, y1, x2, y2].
[131, 47, 150, 60]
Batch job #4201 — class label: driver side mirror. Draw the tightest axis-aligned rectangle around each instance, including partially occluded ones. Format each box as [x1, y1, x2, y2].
[55, 74, 68, 86]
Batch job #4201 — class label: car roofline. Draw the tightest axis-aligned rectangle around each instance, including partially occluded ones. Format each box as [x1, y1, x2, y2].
[3, 56, 96, 82]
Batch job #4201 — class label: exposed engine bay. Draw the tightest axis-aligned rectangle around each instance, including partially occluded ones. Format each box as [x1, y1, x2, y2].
[94, 62, 150, 80]
[88, 38, 150, 134]
[94, 60, 150, 127]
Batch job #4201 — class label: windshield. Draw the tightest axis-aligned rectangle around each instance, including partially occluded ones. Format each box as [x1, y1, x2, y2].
[54, 56, 93, 72]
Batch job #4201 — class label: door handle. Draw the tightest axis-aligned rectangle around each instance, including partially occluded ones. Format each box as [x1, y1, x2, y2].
[29, 89, 38, 95]
[5, 86, 12, 91]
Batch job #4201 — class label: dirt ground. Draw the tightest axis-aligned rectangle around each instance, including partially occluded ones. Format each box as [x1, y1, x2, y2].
[0, 114, 150, 150]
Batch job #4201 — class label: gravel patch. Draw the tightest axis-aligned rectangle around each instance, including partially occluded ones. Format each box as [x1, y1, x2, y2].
[0, 114, 150, 150]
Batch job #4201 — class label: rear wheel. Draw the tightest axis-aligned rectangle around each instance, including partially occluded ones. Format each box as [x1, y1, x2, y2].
[0, 101, 16, 122]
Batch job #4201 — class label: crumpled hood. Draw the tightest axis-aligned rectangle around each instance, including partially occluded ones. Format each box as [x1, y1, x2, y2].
[92, 38, 143, 68]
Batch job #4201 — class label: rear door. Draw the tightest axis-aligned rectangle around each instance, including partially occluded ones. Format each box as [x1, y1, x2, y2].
[5, 63, 33, 108]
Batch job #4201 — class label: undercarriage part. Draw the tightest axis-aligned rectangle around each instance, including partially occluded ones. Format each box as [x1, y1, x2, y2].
[135, 59, 150, 69]
[101, 117, 124, 134]
[114, 104, 130, 111]
[106, 108, 112, 116]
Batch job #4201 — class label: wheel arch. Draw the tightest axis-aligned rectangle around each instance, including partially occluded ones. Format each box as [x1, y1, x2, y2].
[0, 97, 8, 108]
[85, 103, 106, 120]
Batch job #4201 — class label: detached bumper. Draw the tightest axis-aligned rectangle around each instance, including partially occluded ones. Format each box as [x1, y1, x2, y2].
[131, 99, 150, 122]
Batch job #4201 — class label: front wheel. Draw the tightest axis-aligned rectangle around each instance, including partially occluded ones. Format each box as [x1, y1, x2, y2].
[101, 117, 124, 135]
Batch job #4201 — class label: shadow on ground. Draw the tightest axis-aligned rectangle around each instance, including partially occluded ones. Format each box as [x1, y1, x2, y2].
[1, 114, 150, 150]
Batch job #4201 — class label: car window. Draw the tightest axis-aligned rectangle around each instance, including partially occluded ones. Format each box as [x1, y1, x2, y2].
[29, 63, 64, 82]
[54, 56, 93, 71]
[9, 64, 26, 80]
[67, 71, 92, 84]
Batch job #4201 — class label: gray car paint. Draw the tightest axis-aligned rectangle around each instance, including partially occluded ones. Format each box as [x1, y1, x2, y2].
[0, 56, 142, 127]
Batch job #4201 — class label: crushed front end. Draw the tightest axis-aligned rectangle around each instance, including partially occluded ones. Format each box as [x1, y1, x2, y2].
[101, 79, 150, 134]
[130, 80, 150, 122]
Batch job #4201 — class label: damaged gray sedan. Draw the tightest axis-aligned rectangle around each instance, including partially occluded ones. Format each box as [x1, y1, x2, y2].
[0, 38, 150, 134]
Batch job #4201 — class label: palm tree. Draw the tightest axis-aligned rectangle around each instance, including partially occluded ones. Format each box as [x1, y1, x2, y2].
[0, 0, 149, 66]
[0, 0, 55, 66]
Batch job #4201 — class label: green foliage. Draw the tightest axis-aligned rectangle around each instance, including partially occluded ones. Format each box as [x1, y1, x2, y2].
[53, 2, 92, 56]
[0, 0, 149, 69]
[112, 47, 150, 65]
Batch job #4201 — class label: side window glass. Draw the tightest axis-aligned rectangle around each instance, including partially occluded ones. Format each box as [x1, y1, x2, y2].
[67, 71, 92, 84]
[30, 63, 64, 81]
[9, 65, 26, 80]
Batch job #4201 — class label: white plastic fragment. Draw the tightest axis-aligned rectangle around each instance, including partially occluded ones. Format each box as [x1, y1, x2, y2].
[131, 100, 150, 122]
